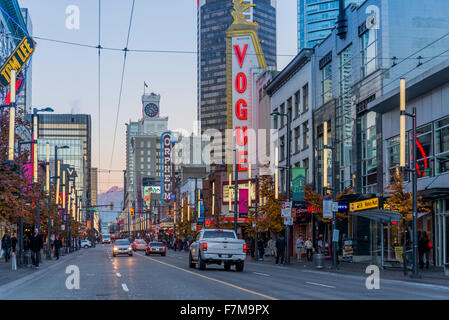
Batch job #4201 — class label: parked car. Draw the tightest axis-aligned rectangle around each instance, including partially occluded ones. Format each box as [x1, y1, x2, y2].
[145, 242, 166, 256]
[80, 239, 92, 248]
[112, 239, 133, 257]
[189, 229, 246, 271]
[132, 239, 147, 251]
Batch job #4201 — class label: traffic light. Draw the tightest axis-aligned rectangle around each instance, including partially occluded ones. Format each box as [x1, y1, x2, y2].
[110, 202, 114, 211]
[130, 208, 134, 217]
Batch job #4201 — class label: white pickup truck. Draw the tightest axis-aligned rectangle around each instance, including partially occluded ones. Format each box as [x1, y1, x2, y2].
[189, 229, 247, 272]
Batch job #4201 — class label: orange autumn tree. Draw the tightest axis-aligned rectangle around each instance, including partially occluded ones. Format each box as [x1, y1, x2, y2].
[245, 174, 284, 237]
[384, 172, 430, 222]
[303, 184, 354, 222]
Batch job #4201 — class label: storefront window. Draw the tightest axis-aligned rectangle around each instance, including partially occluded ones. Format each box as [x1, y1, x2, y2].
[435, 116, 449, 174]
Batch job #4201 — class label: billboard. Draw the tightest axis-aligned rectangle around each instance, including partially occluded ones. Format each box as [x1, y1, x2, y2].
[0, 36, 36, 87]
[292, 167, 306, 203]
[144, 186, 160, 200]
[160, 132, 174, 206]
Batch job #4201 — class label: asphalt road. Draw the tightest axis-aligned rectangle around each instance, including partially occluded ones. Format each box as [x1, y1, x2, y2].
[1, 244, 449, 300]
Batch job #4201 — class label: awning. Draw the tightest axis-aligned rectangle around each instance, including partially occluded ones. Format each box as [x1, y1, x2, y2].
[351, 209, 401, 223]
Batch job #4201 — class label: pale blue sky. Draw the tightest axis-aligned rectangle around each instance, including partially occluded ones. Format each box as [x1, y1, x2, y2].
[18, 0, 298, 192]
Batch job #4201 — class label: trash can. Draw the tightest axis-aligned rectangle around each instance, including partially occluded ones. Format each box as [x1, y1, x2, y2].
[314, 253, 325, 269]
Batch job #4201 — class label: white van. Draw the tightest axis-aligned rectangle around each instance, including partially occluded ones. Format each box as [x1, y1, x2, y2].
[101, 234, 111, 244]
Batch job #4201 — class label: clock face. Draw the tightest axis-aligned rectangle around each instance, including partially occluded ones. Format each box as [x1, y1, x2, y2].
[145, 103, 159, 118]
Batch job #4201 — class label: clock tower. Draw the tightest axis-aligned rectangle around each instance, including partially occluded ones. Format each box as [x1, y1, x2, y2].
[142, 92, 161, 119]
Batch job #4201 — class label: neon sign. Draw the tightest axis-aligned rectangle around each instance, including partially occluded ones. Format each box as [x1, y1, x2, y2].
[161, 132, 174, 206]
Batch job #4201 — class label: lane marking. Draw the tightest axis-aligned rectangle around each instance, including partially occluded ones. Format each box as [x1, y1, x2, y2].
[135, 252, 278, 300]
[116, 273, 121, 277]
[306, 281, 336, 289]
[253, 272, 270, 277]
[122, 284, 129, 292]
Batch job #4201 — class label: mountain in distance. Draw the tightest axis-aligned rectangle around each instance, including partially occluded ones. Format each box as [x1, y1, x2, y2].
[97, 186, 123, 233]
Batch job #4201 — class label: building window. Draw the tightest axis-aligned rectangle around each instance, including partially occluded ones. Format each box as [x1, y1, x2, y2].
[361, 112, 377, 193]
[280, 136, 285, 162]
[280, 103, 285, 127]
[287, 97, 292, 119]
[302, 121, 309, 149]
[294, 127, 300, 153]
[436, 116, 449, 174]
[302, 83, 309, 113]
[294, 90, 300, 117]
[361, 28, 377, 77]
[412, 123, 433, 178]
[320, 64, 332, 105]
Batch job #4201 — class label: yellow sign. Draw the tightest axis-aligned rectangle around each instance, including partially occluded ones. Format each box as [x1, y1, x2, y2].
[349, 198, 379, 212]
[222, 183, 256, 203]
[383, 203, 400, 212]
[0, 36, 36, 87]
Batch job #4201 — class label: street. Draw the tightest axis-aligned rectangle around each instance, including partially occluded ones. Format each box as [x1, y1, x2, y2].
[1, 245, 449, 300]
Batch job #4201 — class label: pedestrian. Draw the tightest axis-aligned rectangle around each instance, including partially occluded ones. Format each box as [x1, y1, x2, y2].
[418, 231, 430, 269]
[305, 237, 313, 261]
[1, 230, 11, 262]
[257, 238, 264, 261]
[275, 234, 286, 265]
[30, 228, 43, 268]
[54, 236, 62, 260]
[296, 235, 304, 262]
[11, 233, 17, 254]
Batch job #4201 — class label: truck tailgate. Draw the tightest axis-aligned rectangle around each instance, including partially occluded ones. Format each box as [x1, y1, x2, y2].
[205, 239, 244, 254]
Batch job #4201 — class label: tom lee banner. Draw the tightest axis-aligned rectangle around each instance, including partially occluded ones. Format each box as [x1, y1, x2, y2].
[0, 36, 35, 88]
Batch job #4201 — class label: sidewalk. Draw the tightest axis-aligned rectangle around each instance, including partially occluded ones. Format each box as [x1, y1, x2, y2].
[0, 248, 82, 287]
[249, 254, 449, 286]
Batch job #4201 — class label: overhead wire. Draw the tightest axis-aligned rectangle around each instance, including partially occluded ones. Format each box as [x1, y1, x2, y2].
[108, 0, 136, 187]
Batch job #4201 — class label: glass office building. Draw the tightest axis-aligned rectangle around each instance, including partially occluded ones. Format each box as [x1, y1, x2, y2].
[37, 114, 92, 212]
[197, 0, 277, 137]
[298, 0, 362, 50]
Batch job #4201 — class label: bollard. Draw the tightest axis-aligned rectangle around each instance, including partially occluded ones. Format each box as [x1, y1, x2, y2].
[11, 252, 17, 270]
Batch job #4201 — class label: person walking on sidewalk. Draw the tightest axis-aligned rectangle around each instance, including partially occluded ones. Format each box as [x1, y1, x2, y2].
[305, 238, 313, 261]
[296, 236, 304, 262]
[54, 236, 62, 260]
[258, 238, 264, 261]
[11, 233, 17, 254]
[31, 228, 43, 268]
[1, 230, 11, 262]
[418, 231, 430, 269]
[275, 234, 286, 265]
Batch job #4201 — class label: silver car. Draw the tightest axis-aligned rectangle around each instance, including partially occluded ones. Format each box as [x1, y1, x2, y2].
[112, 239, 133, 257]
[132, 239, 147, 251]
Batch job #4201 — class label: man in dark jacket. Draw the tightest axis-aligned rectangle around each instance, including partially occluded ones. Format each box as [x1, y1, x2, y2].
[1, 230, 11, 262]
[31, 228, 43, 267]
[11, 233, 17, 253]
[54, 236, 62, 260]
[275, 235, 286, 265]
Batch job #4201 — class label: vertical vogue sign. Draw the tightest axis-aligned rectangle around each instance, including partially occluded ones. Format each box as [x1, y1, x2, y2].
[161, 132, 173, 206]
[232, 36, 258, 171]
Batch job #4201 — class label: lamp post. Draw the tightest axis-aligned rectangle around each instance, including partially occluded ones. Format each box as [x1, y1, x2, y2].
[271, 111, 291, 264]
[54, 145, 69, 244]
[17, 140, 36, 266]
[399, 78, 419, 278]
[322, 121, 337, 269]
[32, 107, 54, 232]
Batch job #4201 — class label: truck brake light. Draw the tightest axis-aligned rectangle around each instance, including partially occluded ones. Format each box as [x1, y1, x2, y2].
[202, 243, 207, 251]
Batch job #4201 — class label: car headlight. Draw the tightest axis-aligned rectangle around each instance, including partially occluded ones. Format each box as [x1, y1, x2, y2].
[128, 246, 132, 251]
[113, 247, 118, 251]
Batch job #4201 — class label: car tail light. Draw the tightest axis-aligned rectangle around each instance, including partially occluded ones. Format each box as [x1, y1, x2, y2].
[163, 247, 166, 251]
[243, 244, 247, 252]
[202, 243, 207, 251]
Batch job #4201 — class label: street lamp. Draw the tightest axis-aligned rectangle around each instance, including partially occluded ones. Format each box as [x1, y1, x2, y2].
[270, 111, 291, 264]
[399, 78, 419, 278]
[32, 106, 54, 232]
